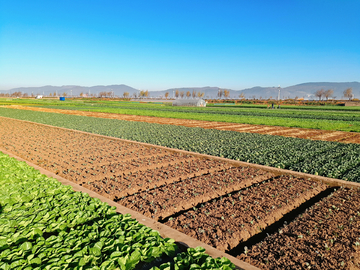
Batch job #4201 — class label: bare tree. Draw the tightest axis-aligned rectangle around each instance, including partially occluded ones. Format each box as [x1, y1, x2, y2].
[98, 91, 107, 98]
[239, 93, 245, 100]
[343, 88, 353, 100]
[324, 89, 334, 100]
[218, 89, 223, 99]
[123, 92, 129, 98]
[165, 92, 169, 99]
[186, 91, 191, 98]
[315, 89, 325, 100]
[175, 90, 179, 98]
[197, 92, 205, 98]
[224, 90, 230, 99]
[11, 91, 22, 97]
[180, 91, 185, 98]
[192, 90, 196, 98]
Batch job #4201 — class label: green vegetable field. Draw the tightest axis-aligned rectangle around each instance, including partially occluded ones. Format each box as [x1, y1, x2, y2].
[2, 99, 360, 131]
[0, 107, 359, 183]
[0, 151, 235, 269]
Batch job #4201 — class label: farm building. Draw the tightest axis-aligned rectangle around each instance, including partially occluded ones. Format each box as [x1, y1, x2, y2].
[344, 101, 360, 106]
[172, 99, 206, 107]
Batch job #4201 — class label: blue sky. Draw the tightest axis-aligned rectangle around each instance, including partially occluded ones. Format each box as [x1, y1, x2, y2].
[0, 0, 359, 91]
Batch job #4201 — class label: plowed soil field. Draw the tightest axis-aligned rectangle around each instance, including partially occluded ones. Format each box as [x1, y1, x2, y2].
[5, 105, 360, 144]
[1, 116, 359, 269]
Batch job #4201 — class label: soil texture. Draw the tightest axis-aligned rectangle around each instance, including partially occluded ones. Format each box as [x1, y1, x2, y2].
[238, 187, 360, 270]
[164, 176, 328, 252]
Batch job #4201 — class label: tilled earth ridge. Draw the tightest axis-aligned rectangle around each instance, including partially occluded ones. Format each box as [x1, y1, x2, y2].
[116, 167, 274, 220]
[238, 187, 360, 270]
[0, 116, 359, 269]
[165, 176, 328, 252]
[5, 105, 360, 144]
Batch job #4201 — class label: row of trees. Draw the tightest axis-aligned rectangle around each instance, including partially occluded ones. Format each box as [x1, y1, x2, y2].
[314, 88, 354, 100]
[217, 89, 230, 99]
[173, 90, 205, 99]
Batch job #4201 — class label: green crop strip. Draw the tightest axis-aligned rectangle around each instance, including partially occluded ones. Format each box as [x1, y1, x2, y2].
[38, 102, 360, 132]
[150, 246, 235, 270]
[1, 98, 360, 131]
[0, 107, 359, 183]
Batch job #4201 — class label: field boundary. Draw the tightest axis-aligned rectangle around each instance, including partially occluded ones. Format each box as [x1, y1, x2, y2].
[1, 115, 359, 190]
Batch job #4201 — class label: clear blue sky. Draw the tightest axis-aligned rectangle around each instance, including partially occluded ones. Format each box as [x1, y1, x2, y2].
[0, 0, 359, 91]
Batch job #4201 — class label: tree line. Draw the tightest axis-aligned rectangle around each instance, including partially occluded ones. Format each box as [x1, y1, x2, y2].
[314, 88, 354, 100]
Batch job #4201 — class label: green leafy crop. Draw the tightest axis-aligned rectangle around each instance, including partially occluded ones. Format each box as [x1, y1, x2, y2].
[0, 152, 177, 269]
[151, 247, 235, 270]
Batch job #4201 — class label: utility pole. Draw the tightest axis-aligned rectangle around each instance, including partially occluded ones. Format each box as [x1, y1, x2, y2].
[278, 85, 281, 101]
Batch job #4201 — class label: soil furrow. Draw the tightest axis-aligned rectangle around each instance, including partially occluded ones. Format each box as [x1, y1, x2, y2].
[237, 187, 360, 270]
[118, 167, 275, 220]
[82, 160, 232, 199]
[164, 176, 329, 252]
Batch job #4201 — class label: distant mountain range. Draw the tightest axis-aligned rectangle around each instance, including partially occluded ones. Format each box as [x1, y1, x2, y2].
[1, 82, 359, 100]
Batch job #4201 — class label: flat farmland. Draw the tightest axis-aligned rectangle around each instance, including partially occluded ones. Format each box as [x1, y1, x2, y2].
[1, 116, 360, 269]
[4, 105, 360, 144]
[0, 107, 360, 182]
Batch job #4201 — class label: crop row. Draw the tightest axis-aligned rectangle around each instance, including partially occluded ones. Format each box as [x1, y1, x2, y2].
[0, 108, 359, 182]
[0, 152, 235, 270]
[39, 101, 360, 122]
[36, 101, 360, 132]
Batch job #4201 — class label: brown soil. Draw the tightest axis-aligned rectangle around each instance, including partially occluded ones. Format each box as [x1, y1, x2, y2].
[164, 176, 328, 252]
[118, 167, 274, 220]
[4, 105, 360, 144]
[238, 187, 360, 270]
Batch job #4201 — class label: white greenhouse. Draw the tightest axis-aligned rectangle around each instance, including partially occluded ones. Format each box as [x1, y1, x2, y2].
[172, 99, 206, 107]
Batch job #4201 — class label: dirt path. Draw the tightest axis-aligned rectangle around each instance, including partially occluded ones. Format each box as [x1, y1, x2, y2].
[4, 105, 360, 144]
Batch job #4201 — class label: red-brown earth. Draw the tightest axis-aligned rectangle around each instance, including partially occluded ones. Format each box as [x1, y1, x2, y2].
[238, 187, 360, 270]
